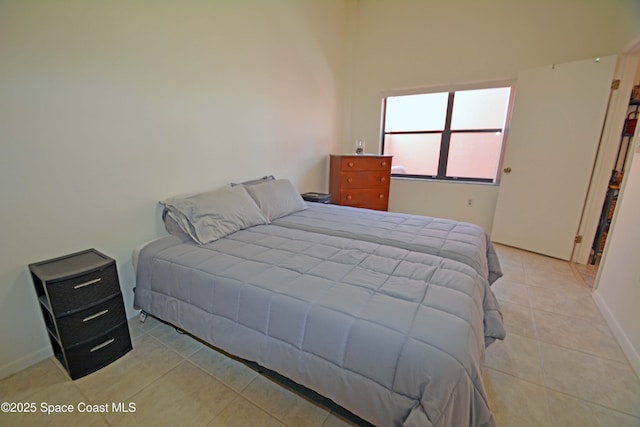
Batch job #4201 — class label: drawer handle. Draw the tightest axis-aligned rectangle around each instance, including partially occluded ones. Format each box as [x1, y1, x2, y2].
[347, 177, 353, 183]
[74, 278, 101, 289]
[381, 161, 387, 167]
[379, 194, 384, 199]
[347, 161, 354, 168]
[90, 338, 115, 352]
[83, 309, 109, 322]
[380, 177, 387, 183]
[346, 194, 353, 201]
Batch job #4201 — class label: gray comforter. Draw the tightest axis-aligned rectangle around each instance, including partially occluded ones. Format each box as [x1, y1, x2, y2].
[272, 203, 503, 284]
[134, 224, 505, 427]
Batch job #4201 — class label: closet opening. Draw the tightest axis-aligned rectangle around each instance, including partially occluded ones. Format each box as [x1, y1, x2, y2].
[590, 84, 640, 266]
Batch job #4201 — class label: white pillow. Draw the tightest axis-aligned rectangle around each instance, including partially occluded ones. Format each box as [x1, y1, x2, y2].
[161, 185, 269, 244]
[244, 179, 308, 221]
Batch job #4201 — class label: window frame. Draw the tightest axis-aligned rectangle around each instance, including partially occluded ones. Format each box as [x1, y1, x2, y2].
[380, 81, 515, 184]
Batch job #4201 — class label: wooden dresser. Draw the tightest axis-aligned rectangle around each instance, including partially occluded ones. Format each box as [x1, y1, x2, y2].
[329, 154, 392, 211]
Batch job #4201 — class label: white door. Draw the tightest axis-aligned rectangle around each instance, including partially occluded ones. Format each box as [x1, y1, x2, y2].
[491, 56, 617, 260]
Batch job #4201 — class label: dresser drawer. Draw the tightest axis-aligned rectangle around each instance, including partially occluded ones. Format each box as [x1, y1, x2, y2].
[339, 188, 388, 207]
[55, 294, 127, 347]
[340, 172, 390, 189]
[64, 322, 132, 380]
[337, 156, 391, 171]
[46, 264, 121, 316]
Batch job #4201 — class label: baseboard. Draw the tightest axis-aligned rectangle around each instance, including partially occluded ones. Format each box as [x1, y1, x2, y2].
[0, 346, 52, 381]
[592, 290, 640, 380]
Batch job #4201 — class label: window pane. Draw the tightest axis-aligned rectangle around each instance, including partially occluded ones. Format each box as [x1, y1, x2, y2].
[383, 134, 440, 175]
[446, 132, 503, 179]
[385, 92, 448, 132]
[451, 87, 510, 130]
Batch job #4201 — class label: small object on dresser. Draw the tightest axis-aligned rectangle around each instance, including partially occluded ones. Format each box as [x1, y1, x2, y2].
[301, 192, 331, 203]
[355, 139, 365, 155]
[29, 249, 132, 380]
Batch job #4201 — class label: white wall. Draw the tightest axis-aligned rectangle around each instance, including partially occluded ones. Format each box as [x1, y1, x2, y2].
[389, 180, 499, 232]
[0, 0, 349, 378]
[348, 0, 640, 230]
[594, 132, 640, 377]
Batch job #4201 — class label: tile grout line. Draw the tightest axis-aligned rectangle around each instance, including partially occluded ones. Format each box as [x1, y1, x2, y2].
[498, 253, 640, 423]
[515, 265, 555, 426]
[209, 393, 286, 427]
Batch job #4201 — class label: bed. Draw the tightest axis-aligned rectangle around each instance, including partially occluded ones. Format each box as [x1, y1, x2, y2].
[271, 202, 502, 284]
[133, 180, 505, 427]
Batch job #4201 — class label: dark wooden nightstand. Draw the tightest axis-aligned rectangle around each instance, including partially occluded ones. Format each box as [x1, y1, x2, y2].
[29, 249, 132, 380]
[301, 192, 331, 203]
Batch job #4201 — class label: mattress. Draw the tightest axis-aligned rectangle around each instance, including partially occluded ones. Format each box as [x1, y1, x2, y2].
[272, 203, 503, 284]
[134, 224, 505, 427]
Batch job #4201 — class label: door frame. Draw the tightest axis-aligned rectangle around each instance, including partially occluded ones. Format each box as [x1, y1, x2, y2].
[574, 51, 640, 264]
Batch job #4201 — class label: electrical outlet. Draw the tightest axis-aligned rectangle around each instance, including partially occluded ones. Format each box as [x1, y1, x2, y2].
[467, 199, 473, 207]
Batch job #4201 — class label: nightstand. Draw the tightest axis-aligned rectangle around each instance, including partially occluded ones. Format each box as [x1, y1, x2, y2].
[29, 249, 132, 380]
[301, 192, 331, 203]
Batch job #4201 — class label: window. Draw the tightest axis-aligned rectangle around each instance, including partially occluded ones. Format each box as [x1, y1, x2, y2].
[381, 86, 512, 182]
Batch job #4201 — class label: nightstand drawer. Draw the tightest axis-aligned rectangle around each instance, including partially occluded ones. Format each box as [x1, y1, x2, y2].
[55, 294, 127, 347]
[64, 322, 132, 380]
[46, 264, 121, 316]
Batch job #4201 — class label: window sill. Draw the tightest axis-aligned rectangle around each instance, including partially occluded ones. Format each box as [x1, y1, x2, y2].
[390, 175, 499, 187]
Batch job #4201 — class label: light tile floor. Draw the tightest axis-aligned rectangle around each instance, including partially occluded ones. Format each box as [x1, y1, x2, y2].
[1, 244, 639, 426]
